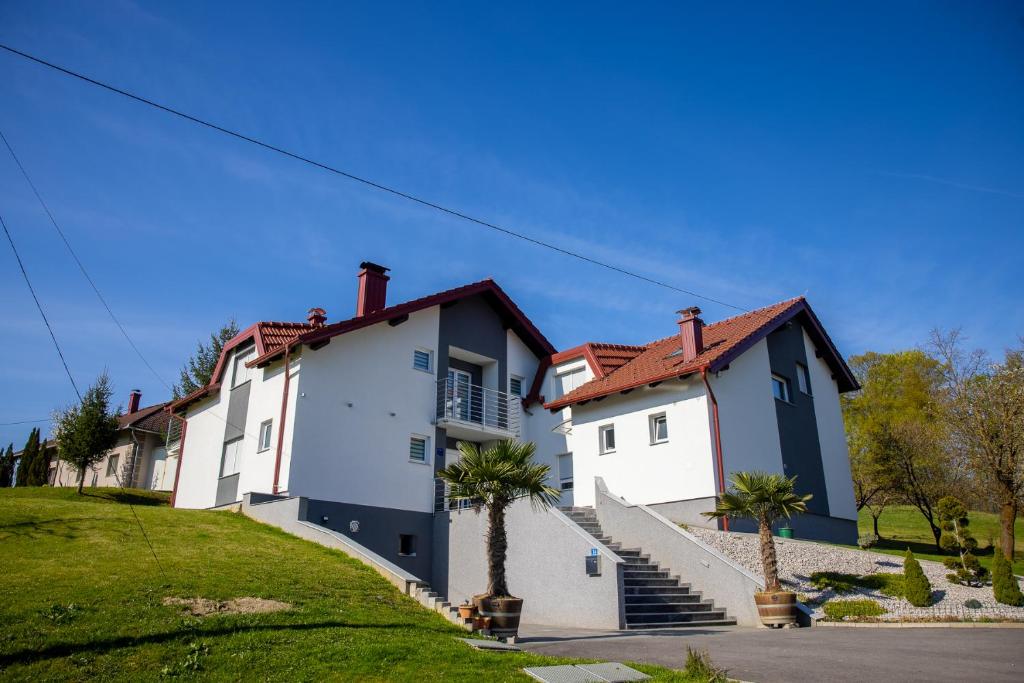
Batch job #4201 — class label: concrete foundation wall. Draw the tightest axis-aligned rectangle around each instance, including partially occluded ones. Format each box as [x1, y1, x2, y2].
[594, 479, 764, 627]
[435, 498, 625, 629]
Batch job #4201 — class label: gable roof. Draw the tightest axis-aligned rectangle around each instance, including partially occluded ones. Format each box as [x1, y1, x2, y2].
[170, 278, 554, 414]
[119, 402, 172, 434]
[543, 297, 857, 410]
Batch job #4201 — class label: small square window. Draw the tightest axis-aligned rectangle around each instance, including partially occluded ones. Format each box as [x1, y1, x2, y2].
[106, 454, 119, 476]
[599, 424, 616, 454]
[771, 374, 791, 402]
[412, 349, 433, 373]
[796, 363, 811, 395]
[649, 413, 668, 444]
[258, 420, 273, 452]
[399, 534, 417, 556]
[510, 375, 523, 397]
[409, 436, 428, 463]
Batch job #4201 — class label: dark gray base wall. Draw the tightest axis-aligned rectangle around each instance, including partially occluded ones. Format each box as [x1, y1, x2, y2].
[648, 497, 857, 545]
[301, 499, 434, 583]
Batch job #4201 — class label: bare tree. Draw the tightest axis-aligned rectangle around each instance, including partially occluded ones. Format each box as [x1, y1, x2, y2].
[931, 330, 1024, 560]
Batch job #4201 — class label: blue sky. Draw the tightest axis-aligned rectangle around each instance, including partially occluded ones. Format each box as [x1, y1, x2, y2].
[1, 1, 1022, 447]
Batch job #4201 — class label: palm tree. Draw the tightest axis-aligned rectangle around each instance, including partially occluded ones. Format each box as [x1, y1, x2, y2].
[704, 471, 811, 592]
[437, 439, 560, 598]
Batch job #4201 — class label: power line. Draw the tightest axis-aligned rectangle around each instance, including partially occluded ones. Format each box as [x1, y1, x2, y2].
[0, 42, 748, 312]
[1, 211, 82, 400]
[0, 418, 52, 426]
[0, 129, 172, 392]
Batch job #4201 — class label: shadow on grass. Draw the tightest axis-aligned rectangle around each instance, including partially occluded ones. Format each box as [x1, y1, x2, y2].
[0, 620, 413, 667]
[873, 538, 943, 557]
[81, 490, 169, 507]
[0, 517, 95, 540]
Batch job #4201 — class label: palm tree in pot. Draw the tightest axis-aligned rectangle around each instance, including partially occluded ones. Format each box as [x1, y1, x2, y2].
[704, 471, 811, 627]
[437, 439, 559, 634]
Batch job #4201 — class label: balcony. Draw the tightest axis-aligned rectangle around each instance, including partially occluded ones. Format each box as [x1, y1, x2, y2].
[435, 377, 521, 441]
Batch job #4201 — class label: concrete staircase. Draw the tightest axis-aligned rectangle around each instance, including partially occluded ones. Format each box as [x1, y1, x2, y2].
[563, 507, 736, 629]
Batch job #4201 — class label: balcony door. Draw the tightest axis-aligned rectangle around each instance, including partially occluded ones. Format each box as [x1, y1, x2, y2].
[448, 368, 472, 422]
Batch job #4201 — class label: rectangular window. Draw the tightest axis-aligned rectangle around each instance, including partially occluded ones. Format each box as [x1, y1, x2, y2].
[412, 349, 433, 373]
[771, 374, 791, 402]
[599, 424, 616, 454]
[510, 375, 523, 397]
[258, 420, 273, 452]
[232, 347, 255, 388]
[409, 435, 428, 463]
[553, 367, 585, 400]
[649, 413, 669, 444]
[106, 454, 120, 476]
[399, 534, 417, 556]
[557, 453, 574, 491]
[220, 438, 243, 477]
[796, 362, 811, 394]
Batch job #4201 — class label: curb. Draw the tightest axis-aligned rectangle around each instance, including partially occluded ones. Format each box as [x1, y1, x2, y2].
[816, 620, 1024, 629]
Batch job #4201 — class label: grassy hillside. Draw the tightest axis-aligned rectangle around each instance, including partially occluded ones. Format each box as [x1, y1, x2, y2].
[0, 488, 694, 681]
[858, 504, 1024, 574]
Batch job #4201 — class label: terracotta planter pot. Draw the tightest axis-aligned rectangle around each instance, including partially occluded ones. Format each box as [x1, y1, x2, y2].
[474, 595, 523, 635]
[457, 604, 476, 620]
[474, 615, 492, 630]
[754, 591, 798, 627]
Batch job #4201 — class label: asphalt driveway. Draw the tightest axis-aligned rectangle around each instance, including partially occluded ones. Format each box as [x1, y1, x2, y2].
[517, 624, 1024, 682]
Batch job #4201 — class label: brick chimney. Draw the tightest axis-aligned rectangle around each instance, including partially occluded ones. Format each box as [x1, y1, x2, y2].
[677, 307, 704, 362]
[127, 389, 141, 414]
[355, 262, 390, 316]
[307, 307, 327, 328]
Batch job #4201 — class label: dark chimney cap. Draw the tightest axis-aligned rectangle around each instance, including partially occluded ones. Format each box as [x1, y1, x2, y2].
[359, 261, 390, 274]
[677, 306, 703, 320]
[307, 307, 327, 328]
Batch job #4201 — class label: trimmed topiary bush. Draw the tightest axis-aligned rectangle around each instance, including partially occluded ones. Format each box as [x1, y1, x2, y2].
[903, 549, 932, 607]
[992, 545, 1024, 607]
[938, 496, 988, 587]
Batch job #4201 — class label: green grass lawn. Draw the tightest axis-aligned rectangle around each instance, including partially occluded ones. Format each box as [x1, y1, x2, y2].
[857, 505, 1024, 574]
[0, 488, 703, 681]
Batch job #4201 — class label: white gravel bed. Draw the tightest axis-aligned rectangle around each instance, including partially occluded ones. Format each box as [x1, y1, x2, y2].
[687, 526, 1024, 621]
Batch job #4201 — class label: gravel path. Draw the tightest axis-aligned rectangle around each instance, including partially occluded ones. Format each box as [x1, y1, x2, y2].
[687, 527, 1024, 621]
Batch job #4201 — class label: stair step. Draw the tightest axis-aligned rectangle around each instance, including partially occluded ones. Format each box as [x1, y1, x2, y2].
[625, 610, 729, 624]
[625, 592, 702, 604]
[623, 569, 671, 578]
[625, 618, 737, 630]
[625, 584, 692, 595]
[625, 601, 715, 614]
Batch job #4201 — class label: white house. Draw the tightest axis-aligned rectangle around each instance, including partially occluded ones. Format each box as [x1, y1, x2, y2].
[170, 264, 859, 588]
[540, 300, 860, 542]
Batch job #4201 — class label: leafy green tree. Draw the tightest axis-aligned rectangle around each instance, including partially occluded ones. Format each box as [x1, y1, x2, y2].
[0, 444, 14, 487]
[437, 440, 559, 598]
[843, 350, 954, 550]
[53, 373, 121, 494]
[15, 427, 40, 487]
[173, 319, 240, 399]
[932, 331, 1024, 562]
[704, 471, 811, 593]
[937, 496, 987, 586]
[27, 438, 51, 486]
[991, 544, 1024, 606]
[903, 549, 932, 607]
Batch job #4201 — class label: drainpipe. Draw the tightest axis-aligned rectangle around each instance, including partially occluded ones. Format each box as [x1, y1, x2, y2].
[701, 367, 728, 532]
[169, 416, 188, 507]
[272, 344, 292, 494]
[127, 428, 141, 489]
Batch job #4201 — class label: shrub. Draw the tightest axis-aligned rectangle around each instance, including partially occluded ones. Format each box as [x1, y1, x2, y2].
[903, 549, 932, 607]
[992, 545, 1024, 607]
[683, 647, 728, 683]
[822, 599, 885, 620]
[963, 599, 982, 609]
[858, 533, 879, 549]
[809, 571, 904, 597]
[938, 497, 987, 586]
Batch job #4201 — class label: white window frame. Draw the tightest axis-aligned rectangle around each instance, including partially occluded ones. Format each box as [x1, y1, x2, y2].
[599, 424, 616, 455]
[412, 348, 433, 374]
[649, 413, 669, 444]
[771, 373, 791, 403]
[552, 366, 586, 400]
[409, 434, 430, 465]
[509, 374, 524, 397]
[220, 437, 244, 478]
[232, 347, 255, 388]
[106, 454, 120, 477]
[557, 452, 574, 491]
[258, 419, 273, 452]
[796, 362, 811, 395]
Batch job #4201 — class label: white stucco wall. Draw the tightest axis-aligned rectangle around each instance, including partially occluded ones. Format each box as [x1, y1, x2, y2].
[173, 392, 232, 509]
[803, 329, 858, 520]
[711, 337, 786, 480]
[567, 379, 716, 508]
[287, 306, 441, 513]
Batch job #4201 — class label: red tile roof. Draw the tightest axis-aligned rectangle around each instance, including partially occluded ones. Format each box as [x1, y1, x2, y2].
[119, 402, 172, 434]
[543, 297, 857, 410]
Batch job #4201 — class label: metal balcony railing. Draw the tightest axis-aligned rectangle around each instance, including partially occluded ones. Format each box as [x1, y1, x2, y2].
[435, 377, 521, 437]
[434, 477, 475, 513]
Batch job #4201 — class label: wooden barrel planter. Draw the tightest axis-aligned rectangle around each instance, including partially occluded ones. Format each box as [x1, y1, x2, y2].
[754, 591, 797, 627]
[474, 596, 523, 635]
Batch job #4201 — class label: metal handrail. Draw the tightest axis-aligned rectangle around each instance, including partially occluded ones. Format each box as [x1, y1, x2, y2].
[435, 377, 521, 437]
